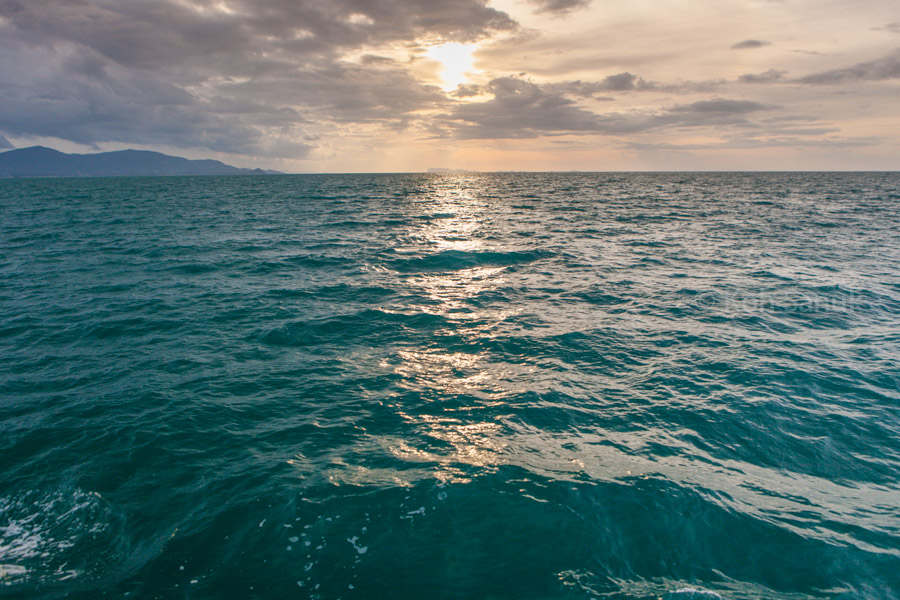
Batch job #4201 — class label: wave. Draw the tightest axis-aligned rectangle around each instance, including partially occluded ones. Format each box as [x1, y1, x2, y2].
[383, 249, 555, 272]
[261, 309, 454, 347]
[0, 488, 129, 593]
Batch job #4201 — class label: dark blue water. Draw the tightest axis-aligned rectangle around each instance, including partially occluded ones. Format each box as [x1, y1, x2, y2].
[1, 173, 899, 600]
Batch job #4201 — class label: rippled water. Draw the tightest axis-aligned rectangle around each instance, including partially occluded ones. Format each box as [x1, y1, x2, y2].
[1, 173, 899, 599]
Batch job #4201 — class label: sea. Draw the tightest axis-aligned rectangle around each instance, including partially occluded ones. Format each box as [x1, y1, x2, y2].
[1, 172, 899, 600]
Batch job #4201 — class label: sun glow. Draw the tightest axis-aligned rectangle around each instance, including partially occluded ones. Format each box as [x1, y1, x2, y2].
[425, 43, 477, 91]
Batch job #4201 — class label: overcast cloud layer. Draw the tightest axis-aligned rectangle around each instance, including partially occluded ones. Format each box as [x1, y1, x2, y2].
[0, 0, 897, 170]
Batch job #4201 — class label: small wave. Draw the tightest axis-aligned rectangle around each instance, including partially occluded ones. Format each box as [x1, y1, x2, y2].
[166, 262, 219, 275]
[0, 488, 126, 589]
[748, 270, 794, 281]
[384, 249, 554, 272]
[266, 284, 396, 302]
[249, 254, 356, 274]
[569, 288, 630, 306]
[261, 310, 451, 347]
[664, 589, 724, 600]
[83, 316, 183, 340]
[320, 219, 375, 229]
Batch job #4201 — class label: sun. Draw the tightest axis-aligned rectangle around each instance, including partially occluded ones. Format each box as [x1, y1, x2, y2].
[425, 43, 477, 91]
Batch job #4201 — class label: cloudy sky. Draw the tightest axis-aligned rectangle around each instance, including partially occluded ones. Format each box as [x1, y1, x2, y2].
[0, 0, 898, 171]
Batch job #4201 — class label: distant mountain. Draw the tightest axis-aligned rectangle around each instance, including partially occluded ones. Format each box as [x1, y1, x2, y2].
[0, 146, 281, 177]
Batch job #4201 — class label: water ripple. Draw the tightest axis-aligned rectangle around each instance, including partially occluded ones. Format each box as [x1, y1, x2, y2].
[1, 173, 899, 599]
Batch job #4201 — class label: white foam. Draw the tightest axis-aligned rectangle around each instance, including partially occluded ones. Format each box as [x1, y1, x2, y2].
[665, 588, 724, 600]
[0, 564, 29, 582]
[347, 536, 368, 554]
[0, 489, 112, 585]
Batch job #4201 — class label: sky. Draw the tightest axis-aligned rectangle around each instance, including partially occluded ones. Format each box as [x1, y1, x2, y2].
[0, 0, 898, 172]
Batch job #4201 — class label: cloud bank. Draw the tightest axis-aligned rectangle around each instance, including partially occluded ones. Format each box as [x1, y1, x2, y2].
[0, 0, 513, 156]
[796, 49, 900, 84]
[0, 0, 896, 169]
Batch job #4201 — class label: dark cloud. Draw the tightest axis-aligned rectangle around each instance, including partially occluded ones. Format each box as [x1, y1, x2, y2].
[632, 98, 771, 133]
[597, 72, 654, 91]
[442, 77, 772, 139]
[543, 81, 603, 98]
[526, 0, 591, 14]
[738, 69, 787, 83]
[541, 72, 721, 98]
[796, 49, 900, 84]
[288, 64, 447, 122]
[447, 77, 603, 138]
[543, 73, 653, 97]
[736, 50, 900, 86]
[669, 98, 769, 115]
[0, 134, 11, 149]
[732, 39, 770, 50]
[873, 23, 900, 34]
[359, 54, 395, 66]
[0, 0, 516, 68]
[0, 0, 516, 155]
[0, 33, 306, 155]
[451, 84, 486, 98]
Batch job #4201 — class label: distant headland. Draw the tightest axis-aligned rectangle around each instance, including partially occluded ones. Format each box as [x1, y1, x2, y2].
[0, 146, 281, 177]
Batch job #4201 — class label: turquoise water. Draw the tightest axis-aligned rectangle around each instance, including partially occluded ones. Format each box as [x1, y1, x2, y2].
[1, 173, 899, 599]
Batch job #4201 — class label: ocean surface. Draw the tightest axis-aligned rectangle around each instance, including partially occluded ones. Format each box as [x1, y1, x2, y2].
[1, 173, 899, 600]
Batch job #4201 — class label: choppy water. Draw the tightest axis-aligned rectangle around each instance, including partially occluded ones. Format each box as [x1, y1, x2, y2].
[1, 173, 900, 600]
